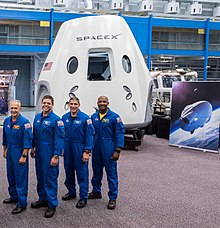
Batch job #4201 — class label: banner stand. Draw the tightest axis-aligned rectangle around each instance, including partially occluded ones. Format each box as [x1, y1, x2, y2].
[169, 82, 220, 154]
[0, 70, 18, 125]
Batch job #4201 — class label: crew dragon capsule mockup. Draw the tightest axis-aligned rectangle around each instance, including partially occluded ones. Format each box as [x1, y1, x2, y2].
[36, 15, 153, 130]
[178, 100, 212, 134]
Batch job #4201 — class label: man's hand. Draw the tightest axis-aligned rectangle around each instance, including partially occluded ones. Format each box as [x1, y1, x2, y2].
[30, 148, 35, 158]
[82, 152, 91, 162]
[111, 151, 120, 161]
[3, 147, 7, 159]
[19, 156, 27, 165]
[50, 156, 59, 166]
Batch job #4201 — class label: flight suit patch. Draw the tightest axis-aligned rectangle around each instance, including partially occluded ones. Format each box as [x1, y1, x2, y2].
[57, 120, 64, 126]
[13, 125, 19, 129]
[117, 117, 122, 123]
[74, 120, 81, 124]
[24, 123, 31, 129]
[43, 120, 50, 126]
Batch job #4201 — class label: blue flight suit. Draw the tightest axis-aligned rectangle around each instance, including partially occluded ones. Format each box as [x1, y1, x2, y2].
[62, 110, 94, 201]
[91, 108, 125, 200]
[2, 114, 33, 208]
[33, 111, 65, 208]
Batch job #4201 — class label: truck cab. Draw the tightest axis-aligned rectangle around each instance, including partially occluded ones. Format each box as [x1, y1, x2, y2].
[150, 69, 198, 116]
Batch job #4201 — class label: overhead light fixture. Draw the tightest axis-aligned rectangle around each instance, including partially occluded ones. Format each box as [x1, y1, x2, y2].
[213, 5, 220, 17]
[84, 0, 92, 9]
[17, 0, 32, 4]
[188, 2, 202, 15]
[53, 0, 66, 7]
[109, 0, 123, 10]
[137, 0, 153, 12]
[164, 0, 179, 14]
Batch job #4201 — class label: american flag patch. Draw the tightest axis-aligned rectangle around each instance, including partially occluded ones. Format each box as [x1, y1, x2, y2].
[87, 119, 92, 125]
[57, 120, 64, 126]
[43, 62, 53, 71]
[117, 117, 122, 123]
[24, 123, 31, 129]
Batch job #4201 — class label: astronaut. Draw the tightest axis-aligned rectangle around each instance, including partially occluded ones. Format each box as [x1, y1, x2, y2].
[2, 100, 33, 215]
[88, 96, 125, 210]
[62, 97, 94, 208]
[30, 95, 65, 218]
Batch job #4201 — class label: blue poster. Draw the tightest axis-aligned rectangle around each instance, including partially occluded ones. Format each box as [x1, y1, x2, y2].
[169, 82, 220, 153]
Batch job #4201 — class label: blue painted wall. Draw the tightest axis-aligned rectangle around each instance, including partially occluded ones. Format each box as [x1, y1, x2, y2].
[1, 8, 220, 79]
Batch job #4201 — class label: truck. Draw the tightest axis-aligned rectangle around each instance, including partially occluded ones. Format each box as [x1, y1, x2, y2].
[148, 68, 198, 138]
[151, 68, 198, 116]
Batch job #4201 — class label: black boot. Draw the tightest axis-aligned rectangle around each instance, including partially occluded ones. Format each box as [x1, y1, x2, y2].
[31, 200, 48, 208]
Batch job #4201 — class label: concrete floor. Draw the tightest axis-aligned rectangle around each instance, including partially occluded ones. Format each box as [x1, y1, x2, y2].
[0, 110, 220, 227]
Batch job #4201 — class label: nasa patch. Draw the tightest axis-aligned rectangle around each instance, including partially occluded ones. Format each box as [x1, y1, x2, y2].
[87, 119, 92, 125]
[43, 120, 50, 126]
[74, 120, 81, 124]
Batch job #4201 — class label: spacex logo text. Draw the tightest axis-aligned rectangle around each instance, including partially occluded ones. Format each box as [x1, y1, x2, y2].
[76, 34, 122, 41]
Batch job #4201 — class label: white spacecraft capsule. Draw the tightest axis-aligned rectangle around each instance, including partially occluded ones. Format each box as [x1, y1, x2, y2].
[36, 15, 153, 131]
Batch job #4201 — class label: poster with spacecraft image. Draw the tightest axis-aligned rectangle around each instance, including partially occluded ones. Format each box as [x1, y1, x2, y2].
[169, 81, 220, 153]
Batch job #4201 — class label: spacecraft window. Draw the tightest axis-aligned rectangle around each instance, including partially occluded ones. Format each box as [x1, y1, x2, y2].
[87, 51, 111, 81]
[67, 57, 78, 74]
[122, 55, 131, 73]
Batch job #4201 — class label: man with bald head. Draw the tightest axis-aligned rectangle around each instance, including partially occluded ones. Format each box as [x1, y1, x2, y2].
[2, 100, 33, 215]
[89, 96, 125, 210]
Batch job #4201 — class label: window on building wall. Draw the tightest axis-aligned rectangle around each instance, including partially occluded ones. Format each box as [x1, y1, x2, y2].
[152, 27, 205, 50]
[0, 20, 49, 46]
[8, 24, 19, 45]
[0, 25, 7, 45]
[53, 22, 62, 40]
[209, 30, 220, 51]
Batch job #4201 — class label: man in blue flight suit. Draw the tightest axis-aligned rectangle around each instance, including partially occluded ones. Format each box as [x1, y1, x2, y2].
[30, 95, 65, 218]
[88, 96, 125, 210]
[2, 100, 33, 215]
[62, 97, 94, 208]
